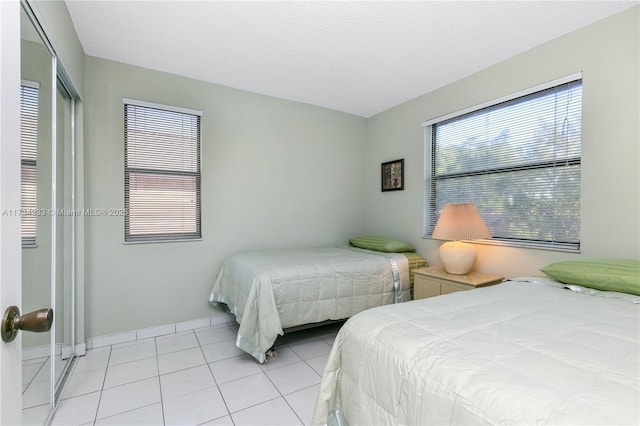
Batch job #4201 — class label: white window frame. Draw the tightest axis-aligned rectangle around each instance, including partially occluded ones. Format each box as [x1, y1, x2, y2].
[123, 98, 202, 243]
[423, 73, 583, 251]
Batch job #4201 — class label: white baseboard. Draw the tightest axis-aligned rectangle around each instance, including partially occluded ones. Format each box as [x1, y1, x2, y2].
[85, 313, 235, 350]
[23, 314, 235, 357]
[75, 342, 86, 356]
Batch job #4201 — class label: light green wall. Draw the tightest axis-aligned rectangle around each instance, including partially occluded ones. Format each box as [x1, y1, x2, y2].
[31, 0, 84, 97]
[83, 57, 368, 338]
[365, 6, 640, 278]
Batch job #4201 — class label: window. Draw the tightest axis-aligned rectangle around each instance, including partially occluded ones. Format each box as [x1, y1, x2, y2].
[21, 83, 39, 246]
[124, 100, 202, 242]
[424, 75, 582, 251]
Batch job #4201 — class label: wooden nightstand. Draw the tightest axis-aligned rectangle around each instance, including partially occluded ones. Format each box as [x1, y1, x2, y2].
[413, 266, 504, 300]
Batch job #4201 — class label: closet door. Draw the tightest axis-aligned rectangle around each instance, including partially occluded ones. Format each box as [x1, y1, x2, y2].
[20, 2, 77, 423]
[20, 4, 55, 422]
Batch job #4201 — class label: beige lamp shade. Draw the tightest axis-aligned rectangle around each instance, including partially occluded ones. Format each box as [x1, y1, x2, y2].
[432, 203, 491, 275]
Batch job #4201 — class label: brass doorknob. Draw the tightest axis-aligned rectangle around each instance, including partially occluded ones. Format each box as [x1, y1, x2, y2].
[1, 306, 53, 343]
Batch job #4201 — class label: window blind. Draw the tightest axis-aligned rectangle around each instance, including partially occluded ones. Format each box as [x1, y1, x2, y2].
[425, 78, 582, 251]
[21, 84, 38, 246]
[124, 102, 201, 242]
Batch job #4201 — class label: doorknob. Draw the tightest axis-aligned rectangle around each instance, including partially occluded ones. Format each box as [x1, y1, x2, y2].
[1, 306, 53, 343]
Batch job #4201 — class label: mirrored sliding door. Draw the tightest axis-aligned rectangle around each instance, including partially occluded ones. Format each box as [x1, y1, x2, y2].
[20, 1, 78, 423]
[20, 3, 54, 422]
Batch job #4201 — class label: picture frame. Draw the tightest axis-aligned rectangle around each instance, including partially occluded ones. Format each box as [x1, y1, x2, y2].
[381, 159, 404, 192]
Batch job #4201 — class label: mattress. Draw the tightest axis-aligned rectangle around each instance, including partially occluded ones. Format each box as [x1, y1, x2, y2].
[209, 246, 420, 362]
[312, 277, 640, 425]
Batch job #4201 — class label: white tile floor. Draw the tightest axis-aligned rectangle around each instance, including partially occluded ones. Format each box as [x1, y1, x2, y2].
[49, 321, 342, 426]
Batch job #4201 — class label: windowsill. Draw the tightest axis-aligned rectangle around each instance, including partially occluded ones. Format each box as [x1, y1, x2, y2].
[123, 238, 203, 245]
[423, 236, 580, 253]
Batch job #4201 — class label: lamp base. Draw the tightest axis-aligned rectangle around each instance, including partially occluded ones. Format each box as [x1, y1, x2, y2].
[439, 241, 477, 275]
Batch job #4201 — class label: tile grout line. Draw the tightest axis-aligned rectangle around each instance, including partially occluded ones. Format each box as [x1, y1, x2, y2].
[260, 349, 308, 425]
[198, 330, 235, 423]
[153, 334, 166, 426]
[21, 357, 48, 399]
[91, 345, 112, 425]
[90, 345, 161, 423]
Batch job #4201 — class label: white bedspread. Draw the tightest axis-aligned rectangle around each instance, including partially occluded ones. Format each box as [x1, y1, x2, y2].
[209, 247, 410, 362]
[312, 277, 640, 425]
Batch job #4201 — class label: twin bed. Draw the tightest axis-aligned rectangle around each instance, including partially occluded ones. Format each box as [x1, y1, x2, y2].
[208, 237, 426, 362]
[312, 260, 640, 425]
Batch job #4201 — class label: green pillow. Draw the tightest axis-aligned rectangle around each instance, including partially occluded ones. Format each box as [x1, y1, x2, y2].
[540, 258, 640, 296]
[349, 236, 415, 253]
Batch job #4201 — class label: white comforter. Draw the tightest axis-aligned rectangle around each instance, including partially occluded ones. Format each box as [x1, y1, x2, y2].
[312, 277, 640, 425]
[209, 247, 410, 362]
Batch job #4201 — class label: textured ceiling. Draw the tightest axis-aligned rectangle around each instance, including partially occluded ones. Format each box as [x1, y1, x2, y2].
[65, 1, 637, 117]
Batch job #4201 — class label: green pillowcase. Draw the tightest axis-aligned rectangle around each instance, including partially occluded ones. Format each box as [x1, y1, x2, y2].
[349, 236, 416, 253]
[540, 258, 640, 296]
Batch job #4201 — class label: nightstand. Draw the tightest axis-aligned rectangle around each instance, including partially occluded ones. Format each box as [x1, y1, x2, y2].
[413, 266, 504, 300]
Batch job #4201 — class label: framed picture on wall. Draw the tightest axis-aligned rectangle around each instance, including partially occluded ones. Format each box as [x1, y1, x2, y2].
[381, 159, 404, 192]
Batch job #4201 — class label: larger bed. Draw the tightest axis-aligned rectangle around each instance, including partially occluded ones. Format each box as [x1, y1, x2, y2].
[312, 275, 640, 425]
[209, 244, 426, 362]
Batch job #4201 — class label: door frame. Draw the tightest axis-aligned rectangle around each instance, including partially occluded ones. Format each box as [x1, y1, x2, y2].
[0, 0, 24, 424]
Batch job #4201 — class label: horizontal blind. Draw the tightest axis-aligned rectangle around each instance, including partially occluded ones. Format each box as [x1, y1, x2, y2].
[124, 103, 201, 242]
[21, 85, 38, 246]
[426, 78, 582, 250]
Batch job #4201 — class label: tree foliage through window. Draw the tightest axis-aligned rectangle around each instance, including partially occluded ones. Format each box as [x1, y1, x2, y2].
[426, 78, 582, 250]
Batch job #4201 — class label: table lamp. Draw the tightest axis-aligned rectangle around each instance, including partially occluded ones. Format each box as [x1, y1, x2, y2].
[431, 203, 492, 275]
